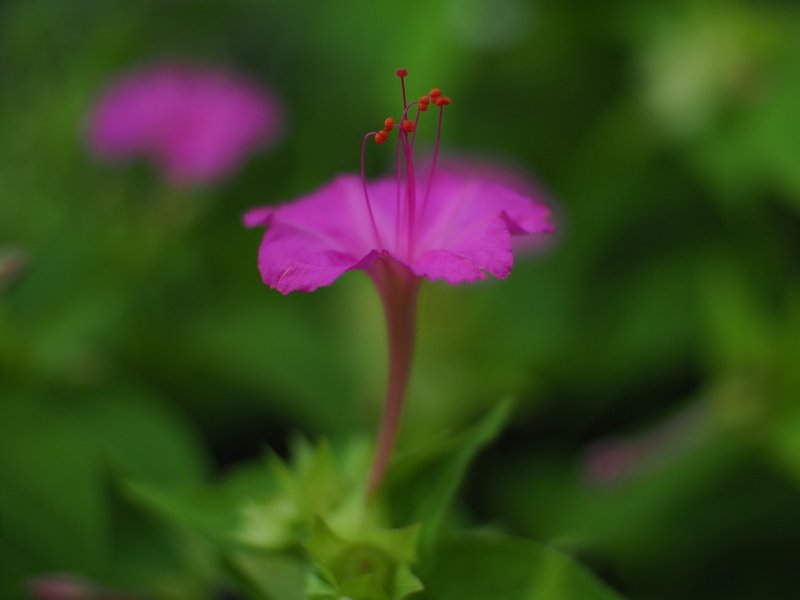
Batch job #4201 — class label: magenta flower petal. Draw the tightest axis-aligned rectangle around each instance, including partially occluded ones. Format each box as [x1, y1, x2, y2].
[257, 223, 362, 294]
[431, 153, 558, 254]
[245, 170, 552, 293]
[243, 205, 275, 229]
[247, 175, 382, 293]
[88, 62, 284, 186]
[409, 172, 552, 282]
[411, 216, 513, 283]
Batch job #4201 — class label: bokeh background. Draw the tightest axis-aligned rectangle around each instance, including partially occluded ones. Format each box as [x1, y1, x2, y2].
[3, 0, 800, 598]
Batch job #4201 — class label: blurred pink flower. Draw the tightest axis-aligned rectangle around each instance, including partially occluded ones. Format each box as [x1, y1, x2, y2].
[88, 62, 283, 186]
[581, 402, 710, 487]
[27, 574, 96, 600]
[245, 69, 554, 492]
[0, 244, 28, 290]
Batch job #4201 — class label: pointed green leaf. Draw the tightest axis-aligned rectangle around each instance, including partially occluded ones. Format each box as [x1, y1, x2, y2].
[226, 550, 308, 600]
[124, 481, 241, 547]
[386, 399, 514, 554]
[420, 532, 623, 600]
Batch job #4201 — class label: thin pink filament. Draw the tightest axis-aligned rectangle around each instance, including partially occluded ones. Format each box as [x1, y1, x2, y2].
[399, 75, 408, 110]
[401, 131, 417, 259]
[361, 132, 383, 248]
[411, 106, 422, 152]
[395, 101, 420, 259]
[394, 130, 404, 254]
[420, 105, 444, 223]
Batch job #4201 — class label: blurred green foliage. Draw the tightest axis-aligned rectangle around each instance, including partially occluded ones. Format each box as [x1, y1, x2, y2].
[3, 0, 800, 598]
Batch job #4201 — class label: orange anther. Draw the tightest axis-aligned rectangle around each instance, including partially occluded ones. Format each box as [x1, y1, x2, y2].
[419, 95, 429, 104]
[396, 68, 408, 77]
[375, 130, 389, 144]
[429, 88, 441, 98]
[401, 119, 415, 133]
[418, 102, 429, 112]
[434, 95, 451, 107]
[384, 117, 395, 131]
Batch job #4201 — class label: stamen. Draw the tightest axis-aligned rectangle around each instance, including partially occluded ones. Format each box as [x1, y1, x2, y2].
[360, 132, 383, 247]
[411, 98, 428, 151]
[411, 110, 422, 150]
[396, 101, 420, 257]
[395, 125, 404, 252]
[367, 71, 451, 257]
[396, 67, 409, 109]
[400, 126, 417, 258]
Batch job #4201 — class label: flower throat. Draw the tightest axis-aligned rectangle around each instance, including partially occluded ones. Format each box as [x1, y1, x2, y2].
[360, 68, 452, 260]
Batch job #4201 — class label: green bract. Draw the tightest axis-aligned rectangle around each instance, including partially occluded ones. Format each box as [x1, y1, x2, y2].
[306, 518, 422, 600]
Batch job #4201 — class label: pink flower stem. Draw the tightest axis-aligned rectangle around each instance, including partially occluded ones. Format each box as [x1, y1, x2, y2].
[367, 260, 421, 495]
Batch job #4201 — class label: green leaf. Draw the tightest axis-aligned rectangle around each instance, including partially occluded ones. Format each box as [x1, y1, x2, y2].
[0, 399, 107, 589]
[0, 389, 207, 593]
[124, 481, 242, 548]
[125, 476, 315, 600]
[226, 549, 308, 600]
[419, 533, 623, 600]
[72, 390, 208, 486]
[386, 399, 513, 555]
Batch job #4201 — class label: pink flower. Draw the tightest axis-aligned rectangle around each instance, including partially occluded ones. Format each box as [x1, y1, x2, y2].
[88, 61, 283, 186]
[245, 69, 554, 492]
[244, 100, 551, 294]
